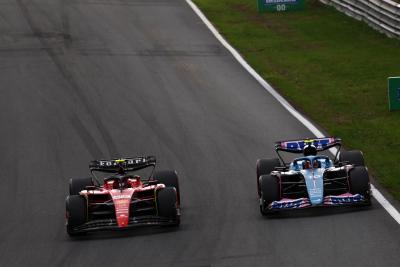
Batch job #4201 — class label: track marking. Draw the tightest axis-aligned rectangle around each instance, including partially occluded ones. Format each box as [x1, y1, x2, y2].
[371, 184, 400, 224]
[185, 0, 400, 225]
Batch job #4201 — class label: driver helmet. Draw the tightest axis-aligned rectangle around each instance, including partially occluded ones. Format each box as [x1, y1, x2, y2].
[303, 144, 317, 156]
[129, 175, 142, 187]
[313, 159, 320, 169]
[303, 160, 311, 169]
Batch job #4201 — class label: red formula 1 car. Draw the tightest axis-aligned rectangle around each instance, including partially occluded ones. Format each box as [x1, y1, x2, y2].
[65, 156, 180, 236]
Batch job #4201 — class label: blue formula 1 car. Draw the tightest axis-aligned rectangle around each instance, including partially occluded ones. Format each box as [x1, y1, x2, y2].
[256, 137, 371, 215]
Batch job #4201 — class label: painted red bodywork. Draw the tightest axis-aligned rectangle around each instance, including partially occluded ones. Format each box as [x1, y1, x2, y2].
[80, 178, 165, 228]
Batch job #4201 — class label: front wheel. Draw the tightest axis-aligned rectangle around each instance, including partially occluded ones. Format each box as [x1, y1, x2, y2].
[157, 187, 180, 226]
[66, 195, 87, 236]
[348, 166, 371, 205]
[259, 175, 280, 215]
[256, 158, 281, 197]
[153, 170, 180, 204]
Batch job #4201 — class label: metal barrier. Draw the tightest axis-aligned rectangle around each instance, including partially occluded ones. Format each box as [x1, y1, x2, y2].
[320, 0, 400, 38]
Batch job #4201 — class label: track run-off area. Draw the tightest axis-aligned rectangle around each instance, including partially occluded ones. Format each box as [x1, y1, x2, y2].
[0, 0, 399, 266]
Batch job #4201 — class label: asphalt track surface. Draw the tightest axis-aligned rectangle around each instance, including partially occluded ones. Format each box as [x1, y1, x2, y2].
[0, 0, 399, 266]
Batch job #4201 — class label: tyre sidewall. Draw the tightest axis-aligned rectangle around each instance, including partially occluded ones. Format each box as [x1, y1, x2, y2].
[66, 195, 87, 235]
[256, 158, 280, 197]
[340, 150, 365, 166]
[153, 170, 180, 204]
[156, 187, 179, 224]
[348, 166, 370, 200]
[69, 177, 93, 195]
[260, 175, 280, 213]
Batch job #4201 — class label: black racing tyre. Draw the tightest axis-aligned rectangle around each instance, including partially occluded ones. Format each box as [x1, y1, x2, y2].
[69, 177, 93, 195]
[256, 158, 281, 197]
[339, 150, 365, 166]
[153, 170, 180, 204]
[66, 195, 87, 236]
[259, 175, 280, 215]
[348, 166, 371, 203]
[157, 187, 179, 226]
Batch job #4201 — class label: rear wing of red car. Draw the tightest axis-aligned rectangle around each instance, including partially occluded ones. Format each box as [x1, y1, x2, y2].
[89, 156, 156, 173]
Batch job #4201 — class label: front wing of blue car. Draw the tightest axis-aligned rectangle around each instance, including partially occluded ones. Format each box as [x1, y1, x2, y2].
[267, 193, 368, 210]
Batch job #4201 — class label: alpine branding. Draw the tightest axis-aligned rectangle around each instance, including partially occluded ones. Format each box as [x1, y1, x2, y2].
[308, 188, 322, 195]
[282, 137, 334, 151]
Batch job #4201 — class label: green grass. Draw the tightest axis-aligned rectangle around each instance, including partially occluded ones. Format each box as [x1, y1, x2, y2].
[193, 0, 400, 199]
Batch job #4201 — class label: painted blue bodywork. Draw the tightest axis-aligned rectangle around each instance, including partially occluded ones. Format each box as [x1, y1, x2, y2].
[289, 156, 333, 206]
[265, 137, 367, 211]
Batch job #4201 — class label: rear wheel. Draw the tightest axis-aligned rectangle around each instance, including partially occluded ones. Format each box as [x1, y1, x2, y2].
[69, 177, 93, 195]
[259, 175, 280, 215]
[66, 195, 87, 236]
[256, 158, 281, 197]
[348, 166, 371, 205]
[153, 170, 180, 204]
[339, 150, 365, 166]
[157, 187, 179, 226]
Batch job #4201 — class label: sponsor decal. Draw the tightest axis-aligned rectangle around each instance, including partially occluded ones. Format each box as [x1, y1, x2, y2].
[309, 188, 322, 196]
[109, 189, 135, 227]
[99, 158, 146, 167]
[112, 194, 132, 200]
[270, 198, 310, 209]
[282, 138, 334, 151]
[324, 194, 364, 205]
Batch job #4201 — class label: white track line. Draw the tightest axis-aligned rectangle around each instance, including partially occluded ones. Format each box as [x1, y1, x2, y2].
[371, 184, 400, 224]
[186, 0, 400, 225]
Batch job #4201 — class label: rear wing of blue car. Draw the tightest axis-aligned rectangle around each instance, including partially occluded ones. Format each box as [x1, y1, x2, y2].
[275, 137, 341, 153]
[275, 137, 342, 165]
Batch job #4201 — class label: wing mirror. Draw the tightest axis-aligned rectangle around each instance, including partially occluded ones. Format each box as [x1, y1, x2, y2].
[85, 185, 97, 190]
[148, 180, 158, 186]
